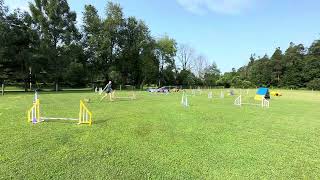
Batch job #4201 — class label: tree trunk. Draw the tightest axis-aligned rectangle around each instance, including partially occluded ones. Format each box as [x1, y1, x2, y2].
[140, 79, 145, 90]
[1, 83, 4, 96]
[24, 78, 29, 92]
[55, 82, 59, 92]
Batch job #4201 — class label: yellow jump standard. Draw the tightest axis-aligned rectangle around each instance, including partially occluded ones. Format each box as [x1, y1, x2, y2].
[27, 99, 92, 125]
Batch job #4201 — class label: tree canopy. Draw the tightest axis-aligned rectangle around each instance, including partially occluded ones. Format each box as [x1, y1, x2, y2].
[1, 0, 320, 90]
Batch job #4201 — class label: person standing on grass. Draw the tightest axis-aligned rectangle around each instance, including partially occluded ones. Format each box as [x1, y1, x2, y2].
[100, 81, 114, 101]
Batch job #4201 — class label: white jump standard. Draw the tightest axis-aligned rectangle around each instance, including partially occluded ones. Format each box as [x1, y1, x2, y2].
[220, 91, 224, 98]
[234, 95, 270, 108]
[181, 91, 189, 107]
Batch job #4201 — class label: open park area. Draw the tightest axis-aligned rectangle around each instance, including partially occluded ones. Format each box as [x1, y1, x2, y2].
[2, 0, 320, 178]
[1, 89, 320, 179]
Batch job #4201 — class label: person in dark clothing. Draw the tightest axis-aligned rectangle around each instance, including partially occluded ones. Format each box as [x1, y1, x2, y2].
[100, 81, 114, 101]
[103, 81, 113, 93]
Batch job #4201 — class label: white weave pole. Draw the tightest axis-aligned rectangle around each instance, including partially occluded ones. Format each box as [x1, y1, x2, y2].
[181, 92, 188, 107]
[184, 96, 188, 107]
[181, 93, 184, 105]
[34, 91, 38, 103]
[1, 83, 4, 96]
[220, 91, 224, 99]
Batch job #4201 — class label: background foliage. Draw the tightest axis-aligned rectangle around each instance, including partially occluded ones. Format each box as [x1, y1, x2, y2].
[1, 0, 320, 90]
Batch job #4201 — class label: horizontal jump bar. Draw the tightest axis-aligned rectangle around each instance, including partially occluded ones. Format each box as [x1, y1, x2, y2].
[241, 103, 261, 106]
[41, 117, 78, 121]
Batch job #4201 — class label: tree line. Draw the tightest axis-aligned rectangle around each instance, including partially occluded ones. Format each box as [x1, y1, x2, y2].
[221, 41, 320, 90]
[1, 0, 320, 91]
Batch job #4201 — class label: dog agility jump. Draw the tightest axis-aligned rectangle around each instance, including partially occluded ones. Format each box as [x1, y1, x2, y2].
[27, 92, 92, 125]
[234, 95, 270, 108]
[99, 81, 136, 101]
[208, 91, 224, 99]
[112, 90, 136, 100]
[100, 90, 136, 101]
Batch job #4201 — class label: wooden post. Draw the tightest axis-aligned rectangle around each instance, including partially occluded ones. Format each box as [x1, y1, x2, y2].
[120, 85, 122, 91]
[55, 83, 58, 92]
[1, 83, 4, 96]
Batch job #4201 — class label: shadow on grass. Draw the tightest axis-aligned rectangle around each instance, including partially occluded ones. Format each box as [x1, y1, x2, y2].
[91, 117, 113, 125]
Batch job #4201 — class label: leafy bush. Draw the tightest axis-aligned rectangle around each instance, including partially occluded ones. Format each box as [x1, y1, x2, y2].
[64, 62, 87, 87]
[307, 78, 320, 90]
[241, 80, 253, 88]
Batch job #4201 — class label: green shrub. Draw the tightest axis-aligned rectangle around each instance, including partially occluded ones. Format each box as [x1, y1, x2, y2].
[307, 78, 320, 90]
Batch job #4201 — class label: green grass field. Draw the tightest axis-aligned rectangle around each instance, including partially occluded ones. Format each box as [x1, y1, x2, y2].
[1, 89, 320, 179]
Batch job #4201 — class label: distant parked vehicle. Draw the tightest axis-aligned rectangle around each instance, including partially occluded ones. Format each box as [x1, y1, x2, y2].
[146, 86, 170, 93]
[158, 87, 169, 93]
[146, 88, 158, 93]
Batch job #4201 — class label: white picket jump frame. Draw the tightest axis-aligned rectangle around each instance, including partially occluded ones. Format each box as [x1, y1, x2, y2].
[197, 87, 202, 95]
[181, 92, 189, 107]
[112, 91, 136, 100]
[99, 88, 103, 95]
[207, 91, 224, 99]
[234, 95, 270, 108]
[220, 91, 224, 99]
[234, 95, 242, 106]
[262, 98, 270, 108]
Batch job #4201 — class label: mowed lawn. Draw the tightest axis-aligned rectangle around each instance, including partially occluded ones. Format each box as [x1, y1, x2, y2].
[1, 89, 320, 179]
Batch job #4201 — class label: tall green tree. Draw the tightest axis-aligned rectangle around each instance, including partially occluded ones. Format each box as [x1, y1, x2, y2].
[100, 2, 124, 80]
[29, 0, 79, 90]
[304, 40, 320, 86]
[156, 35, 177, 86]
[119, 17, 156, 86]
[281, 43, 305, 88]
[247, 55, 272, 86]
[270, 47, 284, 86]
[203, 62, 220, 86]
[0, 5, 39, 90]
[0, 0, 9, 83]
[82, 4, 102, 83]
